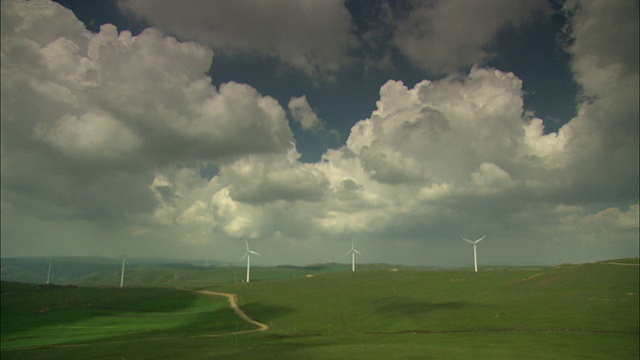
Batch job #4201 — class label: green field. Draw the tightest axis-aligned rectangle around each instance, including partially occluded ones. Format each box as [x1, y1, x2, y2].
[2, 259, 638, 359]
[0, 284, 254, 350]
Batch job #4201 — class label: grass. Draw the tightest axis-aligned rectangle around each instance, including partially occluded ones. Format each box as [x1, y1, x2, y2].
[1, 283, 254, 351]
[73, 264, 400, 287]
[222, 263, 638, 333]
[1, 259, 638, 359]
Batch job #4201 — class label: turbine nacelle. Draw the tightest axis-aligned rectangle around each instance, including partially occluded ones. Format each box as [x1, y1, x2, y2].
[241, 240, 260, 260]
[461, 235, 486, 245]
[242, 240, 259, 283]
[461, 235, 486, 272]
[241, 250, 260, 260]
[345, 241, 361, 272]
[345, 241, 361, 255]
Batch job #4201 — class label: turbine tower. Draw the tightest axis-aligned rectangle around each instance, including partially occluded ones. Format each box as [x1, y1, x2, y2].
[119, 255, 127, 288]
[345, 241, 361, 272]
[462, 235, 486, 272]
[241, 240, 260, 283]
[46, 257, 52, 285]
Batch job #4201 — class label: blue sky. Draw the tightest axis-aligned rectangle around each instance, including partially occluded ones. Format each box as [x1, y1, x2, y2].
[54, 0, 577, 163]
[1, 0, 638, 267]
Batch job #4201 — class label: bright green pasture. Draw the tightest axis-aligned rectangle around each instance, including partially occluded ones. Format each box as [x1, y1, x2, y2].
[1, 283, 253, 351]
[2, 260, 638, 359]
[224, 262, 639, 335]
[207, 261, 638, 359]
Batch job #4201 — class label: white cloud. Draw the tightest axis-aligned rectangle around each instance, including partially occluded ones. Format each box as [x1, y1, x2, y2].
[470, 162, 516, 195]
[523, 117, 567, 165]
[564, 0, 639, 84]
[556, 0, 639, 198]
[288, 96, 325, 132]
[1, 0, 637, 266]
[35, 111, 141, 160]
[392, 0, 551, 73]
[343, 68, 531, 187]
[221, 149, 330, 204]
[118, 0, 358, 76]
[1, 0, 294, 225]
[558, 204, 639, 244]
[179, 41, 635, 261]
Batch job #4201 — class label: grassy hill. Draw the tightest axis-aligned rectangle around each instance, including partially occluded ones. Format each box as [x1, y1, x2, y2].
[1, 283, 254, 350]
[1, 257, 423, 287]
[1, 257, 230, 286]
[1, 258, 638, 359]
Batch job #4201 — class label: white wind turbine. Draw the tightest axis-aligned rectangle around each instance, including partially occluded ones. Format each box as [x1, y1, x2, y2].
[241, 240, 260, 283]
[462, 235, 486, 272]
[119, 255, 127, 288]
[345, 241, 361, 272]
[46, 257, 52, 285]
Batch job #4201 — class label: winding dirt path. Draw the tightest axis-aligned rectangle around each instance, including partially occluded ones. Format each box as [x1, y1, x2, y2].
[2, 289, 269, 351]
[195, 290, 270, 335]
[606, 262, 640, 266]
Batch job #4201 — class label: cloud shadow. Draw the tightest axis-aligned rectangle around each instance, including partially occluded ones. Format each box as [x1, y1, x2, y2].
[372, 296, 470, 316]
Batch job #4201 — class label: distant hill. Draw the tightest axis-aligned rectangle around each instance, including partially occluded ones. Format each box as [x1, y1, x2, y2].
[1, 257, 637, 358]
[1, 256, 429, 287]
[0, 257, 229, 286]
[3, 256, 636, 287]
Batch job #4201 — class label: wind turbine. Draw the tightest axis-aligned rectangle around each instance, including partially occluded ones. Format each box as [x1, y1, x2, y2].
[119, 255, 127, 288]
[241, 240, 260, 283]
[462, 235, 486, 272]
[46, 257, 52, 285]
[345, 241, 361, 272]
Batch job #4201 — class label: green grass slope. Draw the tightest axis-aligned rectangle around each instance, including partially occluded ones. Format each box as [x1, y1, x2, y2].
[1, 259, 638, 359]
[205, 260, 639, 359]
[1, 283, 254, 351]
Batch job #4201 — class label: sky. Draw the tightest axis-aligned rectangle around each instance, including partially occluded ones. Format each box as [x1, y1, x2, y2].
[1, 0, 638, 267]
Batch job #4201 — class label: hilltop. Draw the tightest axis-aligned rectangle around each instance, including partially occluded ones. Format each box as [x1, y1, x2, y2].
[1, 258, 637, 359]
[1, 256, 437, 287]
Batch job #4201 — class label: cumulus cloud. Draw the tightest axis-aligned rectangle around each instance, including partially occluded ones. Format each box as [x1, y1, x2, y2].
[308, 68, 542, 241]
[392, 0, 551, 73]
[306, 38, 636, 261]
[1, 0, 637, 266]
[288, 96, 325, 132]
[557, 0, 639, 199]
[221, 148, 330, 204]
[560, 204, 639, 235]
[118, 0, 357, 76]
[117, 0, 552, 77]
[343, 68, 533, 186]
[1, 0, 294, 223]
[34, 111, 141, 160]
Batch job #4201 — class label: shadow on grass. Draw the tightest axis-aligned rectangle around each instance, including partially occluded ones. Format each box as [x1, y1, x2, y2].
[373, 296, 470, 316]
[100, 306, 258, 341]
[0, 282, 218, 349]
[240, 302, 294, 325]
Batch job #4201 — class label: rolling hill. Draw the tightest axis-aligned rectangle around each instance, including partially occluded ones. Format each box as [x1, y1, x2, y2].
[1, 258, 638, 359]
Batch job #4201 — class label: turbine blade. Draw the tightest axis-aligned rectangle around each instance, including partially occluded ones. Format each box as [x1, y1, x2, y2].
[461, 236, 474, 244]
[240, 252, 248, 260]
[476, 235, 486, 243]
[250, 250, 260, 256]
[245, 240, 250, 251]
[353, 249, 361, 255]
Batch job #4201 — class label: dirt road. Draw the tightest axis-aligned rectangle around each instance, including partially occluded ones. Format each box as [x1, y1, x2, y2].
[196, 290, 270, 334]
